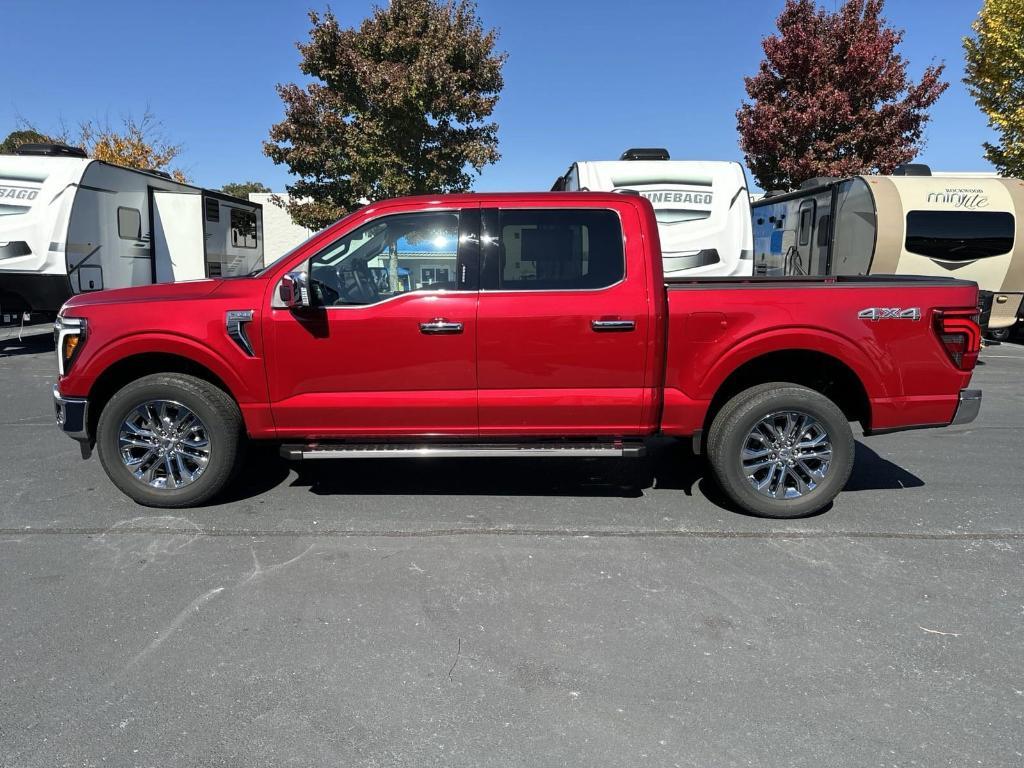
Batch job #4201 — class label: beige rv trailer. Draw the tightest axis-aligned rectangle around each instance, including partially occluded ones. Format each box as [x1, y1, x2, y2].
[753, 172, 1024, 334]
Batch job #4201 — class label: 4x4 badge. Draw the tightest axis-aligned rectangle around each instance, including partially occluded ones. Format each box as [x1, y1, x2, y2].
[858, 307, 922, 321]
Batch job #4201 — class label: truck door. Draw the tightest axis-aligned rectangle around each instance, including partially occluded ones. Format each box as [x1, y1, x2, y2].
[151, 190, 205, 283]
[266, 207, 479, 437]
[475, 205, 650, 436]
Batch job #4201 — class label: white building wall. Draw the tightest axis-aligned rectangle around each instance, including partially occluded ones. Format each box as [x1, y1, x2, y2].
[248, 193, 315, 260]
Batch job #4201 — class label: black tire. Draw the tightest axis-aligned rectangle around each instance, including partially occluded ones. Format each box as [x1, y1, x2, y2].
[985, 327, 1010, 342]
[706, 383, 854, 519]
[96, 373, 244, 508]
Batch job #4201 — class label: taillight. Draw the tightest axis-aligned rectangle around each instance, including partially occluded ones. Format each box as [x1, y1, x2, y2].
[933, 309, 981, 371]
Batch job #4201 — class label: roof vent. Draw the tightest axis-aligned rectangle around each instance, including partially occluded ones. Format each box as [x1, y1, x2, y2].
[763, 189, 788, 198]
[149, 169, 173, 180]
[14, 143, 88, 159]
[620, 147, 670, 161]
[798, 177, 836, 190]
[893, 163, 932, 177]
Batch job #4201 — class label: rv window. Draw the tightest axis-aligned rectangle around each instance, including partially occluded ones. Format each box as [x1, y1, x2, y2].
[230, 209, 258, 249]
[816, 215, 831, 247]
[117, 207, 141, 240]
[487, 208, 623, 291]
[205, 197, 220, 222]
[905, 211, 1014, 261]
[798, 209, 813, 245]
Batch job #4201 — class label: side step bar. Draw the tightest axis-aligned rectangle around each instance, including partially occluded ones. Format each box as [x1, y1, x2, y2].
[280, 441, 646, 460]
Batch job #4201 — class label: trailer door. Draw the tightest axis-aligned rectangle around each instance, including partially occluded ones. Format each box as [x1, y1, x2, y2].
[151, 190, 205, 283]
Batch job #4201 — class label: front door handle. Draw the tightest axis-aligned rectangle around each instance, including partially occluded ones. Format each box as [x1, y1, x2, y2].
[591, 319, 636, 332]
[420, 318, 464, 335]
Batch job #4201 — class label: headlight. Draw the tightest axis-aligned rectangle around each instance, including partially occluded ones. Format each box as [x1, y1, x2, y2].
[54, 316, 87, 375]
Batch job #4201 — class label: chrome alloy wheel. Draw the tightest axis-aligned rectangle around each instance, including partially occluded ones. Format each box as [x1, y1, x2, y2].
[740, 411, 833, 500]
[118, 400, 211, 489]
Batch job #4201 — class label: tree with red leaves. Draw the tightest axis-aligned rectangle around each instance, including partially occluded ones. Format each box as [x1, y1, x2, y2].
[737, 0, 948, 191]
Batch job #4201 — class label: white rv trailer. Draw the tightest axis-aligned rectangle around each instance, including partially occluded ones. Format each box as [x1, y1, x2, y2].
[0, 144, 264, 316]
[751, 167, 1024, 335]
[551, 148, 754, 278]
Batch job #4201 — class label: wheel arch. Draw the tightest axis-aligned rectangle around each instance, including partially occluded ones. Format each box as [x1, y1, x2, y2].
[86, 352, 236, 441]
[702, 349, 872, 442]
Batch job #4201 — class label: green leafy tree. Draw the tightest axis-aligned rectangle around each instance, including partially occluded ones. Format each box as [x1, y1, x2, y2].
[265, 1, 506, 230]
[219, 181, 271, 199]
[0, 129, 51, 154]
[964, 0, 1024, 176]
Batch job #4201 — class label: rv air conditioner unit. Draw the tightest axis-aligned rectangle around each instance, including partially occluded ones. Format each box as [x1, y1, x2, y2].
[798, 177, 836, 190]
[15, 143, 88, 159]
[893, 163, 932, 177]
[620, 148, 670, 161]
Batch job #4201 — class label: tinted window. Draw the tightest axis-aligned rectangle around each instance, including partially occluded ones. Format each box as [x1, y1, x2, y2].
[492, 209, 623, 290]
[117, 207, 141, 240]
[905, 211, 1014, 261]
[308, 211, 459, 306]
[816, 215, 831, 247]
[230, 208, 258, 249]
[205, 197, 220, 222]
[798, 208, 813, 246]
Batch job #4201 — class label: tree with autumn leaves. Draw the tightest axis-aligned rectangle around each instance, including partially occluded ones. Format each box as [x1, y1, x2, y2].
[738, 0, 947, 191]
[265, 0, 506, 230]
[3, 111, 188, 182]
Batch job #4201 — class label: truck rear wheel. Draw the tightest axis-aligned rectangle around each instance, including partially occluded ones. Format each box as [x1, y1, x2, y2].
[96, 373, 244, 508]
[706, 384, 854, 518]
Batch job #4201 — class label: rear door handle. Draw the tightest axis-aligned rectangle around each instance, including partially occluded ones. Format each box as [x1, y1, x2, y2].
[419, 318, 464, 335]
[591, 319, 636, 332]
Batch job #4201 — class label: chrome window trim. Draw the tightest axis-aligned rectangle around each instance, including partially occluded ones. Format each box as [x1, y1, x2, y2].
[272, 287, 479, 311]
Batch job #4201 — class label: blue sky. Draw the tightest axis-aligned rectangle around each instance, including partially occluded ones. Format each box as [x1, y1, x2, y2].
[1, 0, 995, 193]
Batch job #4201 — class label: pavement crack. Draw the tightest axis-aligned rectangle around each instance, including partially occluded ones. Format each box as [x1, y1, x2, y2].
[447, 637, 462, 682]
[125, 586, 225, 669]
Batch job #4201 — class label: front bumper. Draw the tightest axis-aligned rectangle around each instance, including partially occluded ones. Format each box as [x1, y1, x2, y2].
[53, 384, 89, 442]
[951, 389, 982, 426]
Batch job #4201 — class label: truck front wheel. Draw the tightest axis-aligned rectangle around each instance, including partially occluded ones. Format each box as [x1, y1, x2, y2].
[706, 384, 855, 518]
[96, 373, 244, 508]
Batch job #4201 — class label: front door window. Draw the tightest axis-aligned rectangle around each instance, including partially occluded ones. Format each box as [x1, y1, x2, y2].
[308, 211, 459, 306]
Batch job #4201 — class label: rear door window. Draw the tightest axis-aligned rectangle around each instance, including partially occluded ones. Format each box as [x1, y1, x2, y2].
[483, 208, 624, 290]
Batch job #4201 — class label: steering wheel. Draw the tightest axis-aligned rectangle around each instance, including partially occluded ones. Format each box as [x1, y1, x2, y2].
[338, 259, 380, 304]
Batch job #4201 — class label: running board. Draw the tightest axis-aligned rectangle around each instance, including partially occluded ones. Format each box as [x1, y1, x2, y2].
[280, 441, 646, 460]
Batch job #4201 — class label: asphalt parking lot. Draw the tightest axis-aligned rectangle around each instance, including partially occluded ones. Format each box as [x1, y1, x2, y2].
[1, 326, 1022, 767]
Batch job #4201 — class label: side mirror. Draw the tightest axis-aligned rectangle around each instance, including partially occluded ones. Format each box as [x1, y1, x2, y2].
[279, 270, 311, 310]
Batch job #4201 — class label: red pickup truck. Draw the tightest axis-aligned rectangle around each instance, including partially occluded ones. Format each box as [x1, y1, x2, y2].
[52, 193, 982, 518]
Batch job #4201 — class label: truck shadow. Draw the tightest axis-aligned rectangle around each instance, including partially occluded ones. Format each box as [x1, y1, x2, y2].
[228, 437, 923, 514]
[288, 456, 647, 498]
[655, 439, 923, 517]
[0, 329, 54, 358]
[844, 440, 925, 492]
